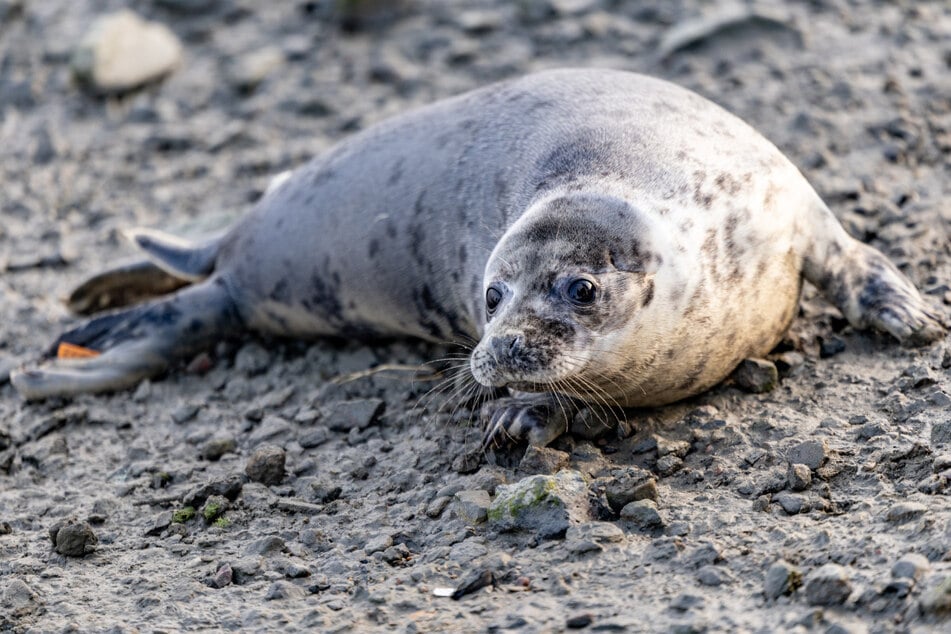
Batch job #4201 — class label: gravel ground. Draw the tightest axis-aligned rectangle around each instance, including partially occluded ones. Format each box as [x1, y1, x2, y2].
[1, 1, 950, 632]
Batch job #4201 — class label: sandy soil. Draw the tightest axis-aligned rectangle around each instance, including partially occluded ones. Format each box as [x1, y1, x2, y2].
[1, 0, 950, 632]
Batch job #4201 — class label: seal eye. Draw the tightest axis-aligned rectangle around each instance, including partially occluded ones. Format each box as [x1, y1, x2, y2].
[566, 279, 596, 305]
[485, 285, 503, 315]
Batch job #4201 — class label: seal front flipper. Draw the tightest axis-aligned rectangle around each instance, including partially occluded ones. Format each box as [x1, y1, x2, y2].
[802, 206, 947, 346]
[481, 394, 580, 450]
[11, 277, 241, 400]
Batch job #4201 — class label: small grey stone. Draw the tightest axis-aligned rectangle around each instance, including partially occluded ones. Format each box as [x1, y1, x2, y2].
[2, 578, 37, 612]
[804, 564, 852, 606]
[425, 496, 451, 519]
[518, 445, 569, 474]
[787, 440, 827, 470]
[732, 358, 778, 393]
[931, 421, 951, 446]
[170, 403, 200, 424]
[656, 454, 684, 477]
[234, 342, 271, 375]
[182, 474, 244, 506]
[788, 463, 812, 491]
[656, 436, 691, 458]
[619, 499, 665, 529]
[246, 445, 286, 485]
[299, 428, 331, 448]
[245, 536, 285, 556]
[382, 543, 411, 565]
[453, 489, 491, 524]
[566, 612, 593, 629]
[200, 495, 229, 522]
[488, 470, 591, 539]
[697, 565, 731, 586]
[265, 580, 307, 600]
[50, 520, 98, 557]
[145, 511, 173, 536]
[274, 499, 323, 515]
[775, 492, 805, 515]
[892, 554, 930, 581]
[565, 521, 625, 544]
[885, 502, 928, 523]
[323, 399, 385, 432]
[819, 336, 846, 358]
[230, 557, 262, 583]
[201, 436, 236, 461]
[364, 534, 393, 555]
[764, 560, 802, 599]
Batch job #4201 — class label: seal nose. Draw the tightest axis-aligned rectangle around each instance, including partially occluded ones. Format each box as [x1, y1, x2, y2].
[491, 334, 523, 359]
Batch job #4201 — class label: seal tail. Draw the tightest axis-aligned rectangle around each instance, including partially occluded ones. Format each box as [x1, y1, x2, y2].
[801, 200, 947, 346]
[11, 277, 242, 400]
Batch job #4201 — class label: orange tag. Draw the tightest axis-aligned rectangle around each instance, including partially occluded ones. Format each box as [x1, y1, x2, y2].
[57, 342, 101, 359]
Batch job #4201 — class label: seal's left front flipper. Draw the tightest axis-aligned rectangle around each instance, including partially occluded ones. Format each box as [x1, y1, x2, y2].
[481, 394, 579, 449]
[802, 206, 946, 346]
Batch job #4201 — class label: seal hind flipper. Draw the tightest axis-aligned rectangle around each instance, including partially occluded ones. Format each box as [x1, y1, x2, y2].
[125, 228, 220, 282]
[67, 260, 190, 315]
[481, 395, 579, 450]
[12, 278, 241, 400]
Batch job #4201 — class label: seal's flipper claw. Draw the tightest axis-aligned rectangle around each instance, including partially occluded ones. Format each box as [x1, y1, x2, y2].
[124, 228, 220, 282]
[12, 278, 240, 400]
[480, 395, 576, 449]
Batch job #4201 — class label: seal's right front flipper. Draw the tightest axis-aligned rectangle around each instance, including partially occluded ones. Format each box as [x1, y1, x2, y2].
[12, 277, 241, 400]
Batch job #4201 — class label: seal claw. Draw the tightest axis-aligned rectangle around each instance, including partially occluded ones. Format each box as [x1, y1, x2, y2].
[480, 395, 577, 449]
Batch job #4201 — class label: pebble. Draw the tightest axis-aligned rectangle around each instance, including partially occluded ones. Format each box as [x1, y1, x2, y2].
[72, 10, 183, 93]
[170, 403, 200, 424]
[565, 521, 625, 544]
[182, 475, 244, 506]
[885, 502, 927, 523]
[931, 421, 951, 446]
[1, 578, 37, 612]
[732, 358, 779, 393]
[49, 520, 98, 557]
[206, 563, 233, 589]
[819, 336, 847, 358]
[787, 440, 827, 470]
[299, 427, 331, 448]
[602, 467, 659, 512]
[697, 565, 731, 586]
[245, 445, 286, 485]
[891, 554, 930, 581]
[656, 454, 684, 477]
[774, 492, 805, 515]
[200, 495, 229, 522]
[323, 399, 385, 432]
[488, 470, 591, 539]
[364, 534, 393, 555]
[453, 489, 491, 524]
[787, 463, 812, 491]
[234, 342, 271, 375]
[804, 564, 852, 606]
[145, 511, 173, 536]
[245, 536, 285, 556]
[764, 560, 802, 600]
[265, 580, 307, 600]
[619, 499, 665, 529]
[920, 576, 951, 615]
[566, 613, 594, 629]
[201, 436, 237, 461]
[518, 445, 570, 474]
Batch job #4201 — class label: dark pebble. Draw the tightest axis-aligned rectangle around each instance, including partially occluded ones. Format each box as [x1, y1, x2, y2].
[819, 336, 846, 358]
[246, 445, 286, 485]
[566, 613, 593, 628]
[50, 520, 98, 557]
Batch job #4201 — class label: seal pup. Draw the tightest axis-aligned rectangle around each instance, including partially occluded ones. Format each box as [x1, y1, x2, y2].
[12, 69, 945, 448]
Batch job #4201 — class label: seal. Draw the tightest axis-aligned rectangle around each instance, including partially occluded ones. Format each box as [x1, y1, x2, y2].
[12, 68, 945, 447]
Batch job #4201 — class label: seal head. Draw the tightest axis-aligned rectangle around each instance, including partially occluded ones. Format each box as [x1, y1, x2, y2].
[470, 191, 668, 403]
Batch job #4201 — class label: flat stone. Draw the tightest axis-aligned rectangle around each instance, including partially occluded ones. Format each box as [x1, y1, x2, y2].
[775, 492, 805, 515]
[804, 564, 852, 606]
[72, 10, 182, 93]
[453, 489, 491, 524]
[518, 445, 569, 475]
[323, 399, 384, 432]
[488, 470, 591, 539]
[201, 436, 236, 461]
[787, 440, 827, 470]
[602, 466, 658, 512]
[885, 502, 928, 523]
